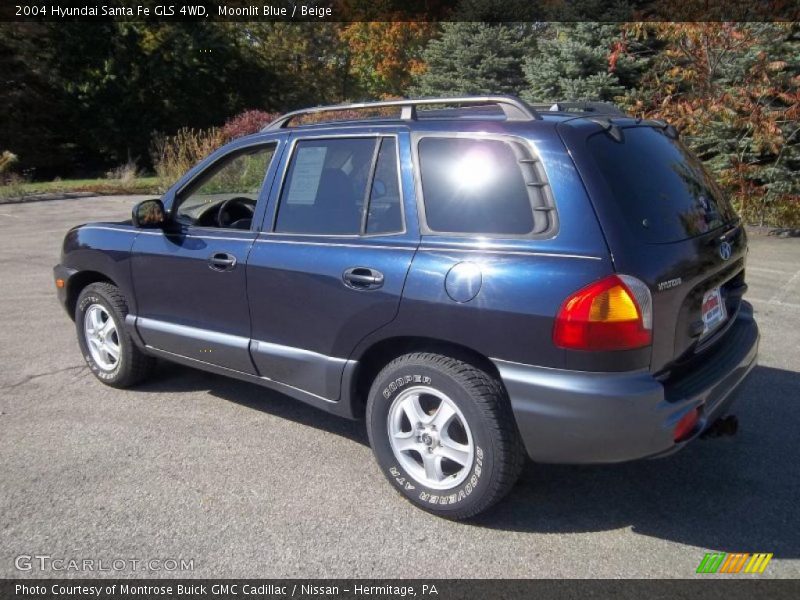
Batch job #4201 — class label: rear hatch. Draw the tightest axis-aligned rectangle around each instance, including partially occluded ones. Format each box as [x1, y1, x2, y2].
[559, 119, 748, 374]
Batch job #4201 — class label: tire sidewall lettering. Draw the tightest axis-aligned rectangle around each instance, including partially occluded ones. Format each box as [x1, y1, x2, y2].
[382, 374, 431, 399]
[385, 443, 485, 507]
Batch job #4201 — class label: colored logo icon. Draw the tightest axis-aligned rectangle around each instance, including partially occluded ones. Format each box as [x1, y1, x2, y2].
[697, 552, 773, 574]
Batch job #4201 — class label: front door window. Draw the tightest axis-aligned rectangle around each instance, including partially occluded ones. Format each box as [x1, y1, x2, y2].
[175, 144, 276, 229]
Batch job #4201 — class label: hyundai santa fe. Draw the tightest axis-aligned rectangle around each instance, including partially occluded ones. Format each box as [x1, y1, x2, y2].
[54, 96, 758, 519]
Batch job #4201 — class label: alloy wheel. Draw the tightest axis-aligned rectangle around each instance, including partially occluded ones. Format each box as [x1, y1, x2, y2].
[387, 386, 475, 490]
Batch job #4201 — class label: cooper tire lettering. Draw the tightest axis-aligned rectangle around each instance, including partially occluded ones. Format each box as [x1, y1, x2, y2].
[382, 374, 433, 399]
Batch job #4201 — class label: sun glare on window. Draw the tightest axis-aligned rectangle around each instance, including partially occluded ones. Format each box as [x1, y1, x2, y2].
[450, 149, 495, 190]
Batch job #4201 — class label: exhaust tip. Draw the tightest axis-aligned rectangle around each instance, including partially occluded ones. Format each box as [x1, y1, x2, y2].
[701, 415, 739, 439]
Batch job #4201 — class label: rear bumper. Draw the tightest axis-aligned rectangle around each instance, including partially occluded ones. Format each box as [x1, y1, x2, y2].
[493, 304, 759, 464]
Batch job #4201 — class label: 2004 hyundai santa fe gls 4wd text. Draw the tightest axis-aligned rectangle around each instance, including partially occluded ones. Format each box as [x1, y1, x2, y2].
[54, 96, 759, 519]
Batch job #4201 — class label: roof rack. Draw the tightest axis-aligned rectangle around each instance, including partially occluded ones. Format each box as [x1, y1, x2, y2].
[262, 96, 541, 131]
[528, 101, 627, 117]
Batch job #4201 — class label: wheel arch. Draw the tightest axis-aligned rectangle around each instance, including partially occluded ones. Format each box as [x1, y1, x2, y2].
[346, 336, 504, 418]
[66, 271, 116, 320]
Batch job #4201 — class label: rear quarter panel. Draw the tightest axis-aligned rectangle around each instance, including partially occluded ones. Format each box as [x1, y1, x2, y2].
[391, 247, 612, 369]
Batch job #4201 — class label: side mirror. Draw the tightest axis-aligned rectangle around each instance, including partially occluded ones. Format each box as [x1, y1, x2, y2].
[132, 199, 166, 228]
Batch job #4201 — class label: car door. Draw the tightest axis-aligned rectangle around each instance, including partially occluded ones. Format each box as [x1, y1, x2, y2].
[130, 138, 283, 373]
[246, 130, 419, 400]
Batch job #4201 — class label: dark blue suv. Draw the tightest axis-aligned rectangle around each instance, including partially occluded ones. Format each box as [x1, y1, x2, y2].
[54, 96, 759, 519]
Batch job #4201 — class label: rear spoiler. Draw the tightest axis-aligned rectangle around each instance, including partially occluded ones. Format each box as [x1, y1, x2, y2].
[588, 117, 680, 143]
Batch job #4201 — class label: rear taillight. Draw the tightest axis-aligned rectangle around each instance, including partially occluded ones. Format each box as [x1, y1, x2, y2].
[553, 274, 652, 351]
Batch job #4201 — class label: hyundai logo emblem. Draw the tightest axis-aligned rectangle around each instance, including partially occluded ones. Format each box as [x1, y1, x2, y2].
[719, 241, 732, 260]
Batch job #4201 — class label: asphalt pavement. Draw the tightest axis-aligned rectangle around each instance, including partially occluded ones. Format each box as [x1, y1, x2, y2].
[1, 196, 798, 578]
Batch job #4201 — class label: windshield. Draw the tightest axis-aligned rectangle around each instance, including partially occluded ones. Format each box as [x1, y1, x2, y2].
[587, 126, 737, 243]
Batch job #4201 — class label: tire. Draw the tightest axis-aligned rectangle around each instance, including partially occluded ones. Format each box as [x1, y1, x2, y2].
[75, 282, 155, 388]
[366, 352, 524, 519]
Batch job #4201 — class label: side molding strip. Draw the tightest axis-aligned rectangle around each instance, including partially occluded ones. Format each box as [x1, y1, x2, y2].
[251, 339, 348, 366]
[136, 317, 250, 350]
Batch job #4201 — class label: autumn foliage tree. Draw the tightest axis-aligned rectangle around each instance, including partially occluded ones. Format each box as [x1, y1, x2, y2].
[621, 23, 800, 227]
[339, 22, 435, 99]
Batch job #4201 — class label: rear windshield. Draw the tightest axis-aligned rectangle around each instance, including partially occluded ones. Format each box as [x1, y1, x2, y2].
[587, 126, 737, 243]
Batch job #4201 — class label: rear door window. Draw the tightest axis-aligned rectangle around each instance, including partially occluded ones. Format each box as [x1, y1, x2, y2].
[417, 137, 553, 236]
[586, 126, 737, 243]
[275, 137, 402, 235]
[366, 138, 403, 234]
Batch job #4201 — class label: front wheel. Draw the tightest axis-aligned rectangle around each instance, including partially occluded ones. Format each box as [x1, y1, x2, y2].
[75, 282, 155, 388]
[366, 352, 524, 519]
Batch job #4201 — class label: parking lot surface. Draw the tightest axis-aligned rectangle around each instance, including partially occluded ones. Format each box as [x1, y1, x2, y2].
[1, 196, 799, 578]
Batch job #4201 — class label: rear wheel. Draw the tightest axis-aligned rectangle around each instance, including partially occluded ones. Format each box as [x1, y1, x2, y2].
[366, 352, 524, 519]
[75, 282, 155, 388]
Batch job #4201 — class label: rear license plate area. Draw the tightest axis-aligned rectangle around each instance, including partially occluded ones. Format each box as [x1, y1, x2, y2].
[701, 286, 727, 336]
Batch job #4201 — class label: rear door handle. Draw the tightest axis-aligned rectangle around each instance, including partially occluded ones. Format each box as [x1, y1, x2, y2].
[343, 267, 384, 290]
[208, 252, 237, 271]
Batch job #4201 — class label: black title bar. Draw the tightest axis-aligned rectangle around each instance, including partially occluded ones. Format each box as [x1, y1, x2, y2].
[2, 0, 799, 22]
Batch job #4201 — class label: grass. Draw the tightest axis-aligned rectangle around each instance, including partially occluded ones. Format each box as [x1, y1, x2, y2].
[0, 176, 162, 200]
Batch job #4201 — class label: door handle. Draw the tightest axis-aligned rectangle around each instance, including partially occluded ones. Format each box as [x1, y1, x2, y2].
[208, 252, 237, 271]
[343, 267, 384, 290]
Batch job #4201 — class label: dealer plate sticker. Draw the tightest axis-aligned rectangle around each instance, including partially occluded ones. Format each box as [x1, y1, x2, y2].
[702, 286, 727, 335]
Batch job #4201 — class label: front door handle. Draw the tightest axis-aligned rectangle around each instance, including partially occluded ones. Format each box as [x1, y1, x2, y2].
[343, 267, 384, 290]
[208, 252, 237, 272]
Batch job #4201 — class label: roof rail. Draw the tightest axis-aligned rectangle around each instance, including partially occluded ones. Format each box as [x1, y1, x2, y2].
[262, 96, 540, 131]
[528, 101, 627, 117]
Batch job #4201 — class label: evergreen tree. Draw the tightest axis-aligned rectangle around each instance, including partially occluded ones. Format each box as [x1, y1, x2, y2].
[522, 23, 652, 102]
[412, 23, 533, 96]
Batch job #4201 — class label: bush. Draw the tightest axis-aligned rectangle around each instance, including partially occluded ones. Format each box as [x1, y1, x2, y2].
[0, 151, 18, 175]
[735, 194, 800, 229]
[220, 110, 279, 141]
[151, 110, 279, 190]
[0, 173, 27, 199]
[106, 159, 140, 187]
[151, 127, 225, 190]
